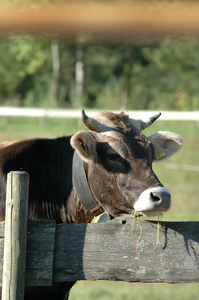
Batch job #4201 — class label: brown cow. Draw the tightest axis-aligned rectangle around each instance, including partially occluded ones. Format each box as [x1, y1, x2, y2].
[0, 110, 183, 299]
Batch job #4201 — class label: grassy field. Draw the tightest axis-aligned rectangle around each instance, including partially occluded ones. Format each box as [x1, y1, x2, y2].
[0, 116, 199, 299]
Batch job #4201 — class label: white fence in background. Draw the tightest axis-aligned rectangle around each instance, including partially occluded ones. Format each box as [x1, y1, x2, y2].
[0, 107, 199, 121]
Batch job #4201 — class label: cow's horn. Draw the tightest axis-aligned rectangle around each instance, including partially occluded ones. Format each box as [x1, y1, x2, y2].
[82, 109, 92, 128]
[81, 109, 106, 132]
[140, 112, 161, 130]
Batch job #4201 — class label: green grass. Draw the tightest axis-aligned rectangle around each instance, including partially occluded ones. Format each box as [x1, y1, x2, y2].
[0, 116, 199, 299]
[70, 281, 199, 300]
[0, 117, 82, 140]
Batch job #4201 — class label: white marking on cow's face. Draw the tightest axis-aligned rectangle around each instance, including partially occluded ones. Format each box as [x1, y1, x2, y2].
[133, 187, 171, 217]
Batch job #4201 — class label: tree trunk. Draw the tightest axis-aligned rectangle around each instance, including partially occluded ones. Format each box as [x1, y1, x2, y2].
[75, 45, 84, 99]
[51, 40, 60, 107]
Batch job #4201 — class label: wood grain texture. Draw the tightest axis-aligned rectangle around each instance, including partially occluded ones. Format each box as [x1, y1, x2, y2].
[25, 219, 56, 286]
[2, 172, 29, 300]
[53, 218, 199, 283]
[0, 218, 199, 286]
[0, 219, 56, 287]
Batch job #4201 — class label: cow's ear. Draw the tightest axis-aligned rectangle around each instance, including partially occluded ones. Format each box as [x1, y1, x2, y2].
[148, 131, 183, 161]
[70, 131, 97, 162]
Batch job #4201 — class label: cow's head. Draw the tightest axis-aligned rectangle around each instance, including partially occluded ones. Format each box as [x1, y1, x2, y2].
[71, 110, 183, 217]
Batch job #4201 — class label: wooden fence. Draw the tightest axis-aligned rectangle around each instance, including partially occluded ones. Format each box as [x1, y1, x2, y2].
[1, 172, 199, 299]
[1, 2, 199, 39]
[0, 107, 199, 121]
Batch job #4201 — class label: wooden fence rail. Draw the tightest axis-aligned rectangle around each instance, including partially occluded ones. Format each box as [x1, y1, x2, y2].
[1, 173, 199, 299]
[1, 2, 199, 39]
[1, 107, 199, 121]
[0, 171, 199, 296]
[0, 217, 199, 286]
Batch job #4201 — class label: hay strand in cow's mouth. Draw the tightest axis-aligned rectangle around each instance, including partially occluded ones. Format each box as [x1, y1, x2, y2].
[128, 211, 143, 244]
[128, 211, 143, 264]
[128, 211, 141, 237]
[129, 211, 162, 246]
[156, 214, 163, 246]
[128, 211, 163, 265]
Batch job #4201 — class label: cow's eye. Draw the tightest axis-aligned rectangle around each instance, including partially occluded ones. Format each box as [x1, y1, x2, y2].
[107, 153, 122, 162]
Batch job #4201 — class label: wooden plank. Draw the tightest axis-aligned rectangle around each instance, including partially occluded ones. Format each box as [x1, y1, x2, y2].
[53, 218, 199, 283]
[2, 172, 29, 300]
[0, 220, 56, 287]
[25, 219, 56, 286]
[0, 218, 199, 285]
[1, 2, 199, 38]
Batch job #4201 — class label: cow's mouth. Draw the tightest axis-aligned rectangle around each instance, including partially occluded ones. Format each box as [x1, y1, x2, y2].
[116, 208, 167, 219]
[137, 209, 168, 217]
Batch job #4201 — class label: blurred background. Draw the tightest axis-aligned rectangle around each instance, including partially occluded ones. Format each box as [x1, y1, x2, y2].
[1, 29, 199, 110]
[0, 0, 199, 299]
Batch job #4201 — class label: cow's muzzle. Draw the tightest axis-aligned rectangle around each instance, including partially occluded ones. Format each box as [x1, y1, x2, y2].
[133, 187, 171, 217]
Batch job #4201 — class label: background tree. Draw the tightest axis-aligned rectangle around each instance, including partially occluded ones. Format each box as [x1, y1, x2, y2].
[0, 27, 199, 110]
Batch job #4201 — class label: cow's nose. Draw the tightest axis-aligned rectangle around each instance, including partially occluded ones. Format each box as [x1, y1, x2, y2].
[134, 187, 171, 217]
[150, 189, 171, 203]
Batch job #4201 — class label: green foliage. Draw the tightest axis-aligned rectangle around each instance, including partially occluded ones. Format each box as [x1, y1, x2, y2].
[0, 33, 199, 109]
[131, 37, 199, 110]
[0, 34, 51, 105]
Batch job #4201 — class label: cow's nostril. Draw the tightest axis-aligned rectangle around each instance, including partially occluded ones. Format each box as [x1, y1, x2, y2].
[150, 192, 161, 202]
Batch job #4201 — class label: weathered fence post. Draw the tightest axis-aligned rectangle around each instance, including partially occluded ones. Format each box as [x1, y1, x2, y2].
[2, 171, 29, 300]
